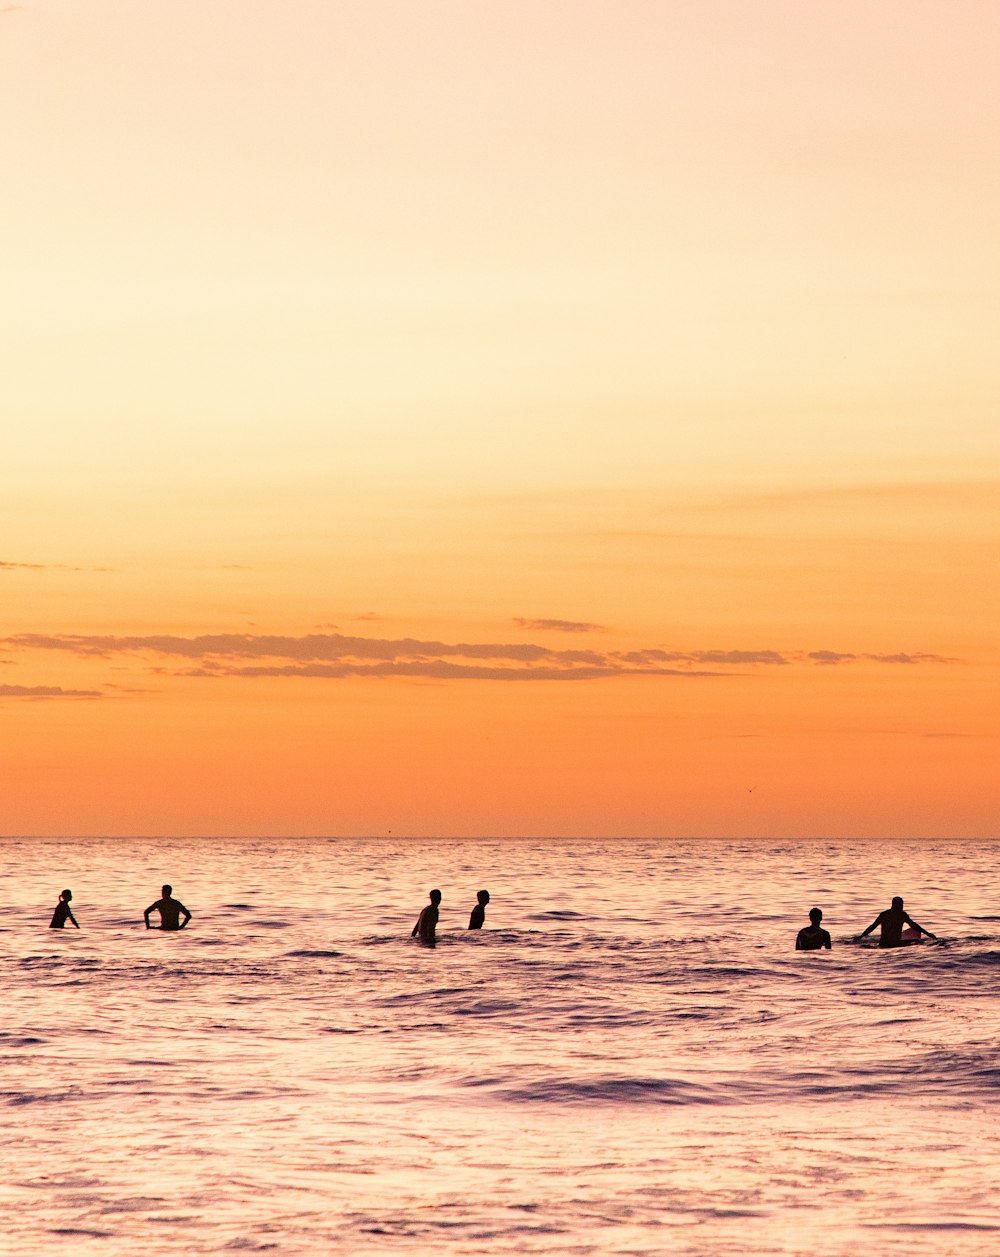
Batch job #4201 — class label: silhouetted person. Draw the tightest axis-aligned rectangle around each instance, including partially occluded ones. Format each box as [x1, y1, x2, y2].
[857, 896, 936, 948]
[412, 889, 441, 945]
[468, 889, 490, 930]
[795, 906, 831, 951]
[49, 888, 79, 930]
[144, 884, 191, 931]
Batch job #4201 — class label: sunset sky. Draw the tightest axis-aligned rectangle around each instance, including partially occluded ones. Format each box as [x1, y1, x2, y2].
[2, 0, 997, 837]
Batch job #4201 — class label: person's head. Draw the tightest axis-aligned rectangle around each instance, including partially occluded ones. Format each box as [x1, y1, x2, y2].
[891, 895, 904, 909]
[60, 889, 72, 902]
[477, 889, 490, 905]
[429, 888, 442, 905]
[162, 884, 173, 898]
[808, 907, 822, 925]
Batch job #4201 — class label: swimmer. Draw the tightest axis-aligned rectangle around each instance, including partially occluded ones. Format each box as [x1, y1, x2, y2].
[468, 889, 490, 930]
[144, 884, 191, 931]
[856, 896, 936, 948]
[411, 889, 441, 945]
[49, 888, 80, 930]
[795, 906, 831, 950]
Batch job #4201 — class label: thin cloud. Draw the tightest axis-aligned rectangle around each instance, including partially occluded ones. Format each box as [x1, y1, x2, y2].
[0, 560, 115, 573]
[690, 649, 787, 666]
[0, 684, 102, 700]
[515, 618, 605, 634]
[809, 650, 956, 666]
[864, 652, 957, 665]
[616, 649, 789, 666]
[3, 632, 960, 686]
[182, 661, 720, 682]
[6, 632, 593, 665]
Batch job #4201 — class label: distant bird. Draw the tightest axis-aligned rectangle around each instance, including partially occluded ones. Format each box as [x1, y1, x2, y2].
[745, 786, 755, 793]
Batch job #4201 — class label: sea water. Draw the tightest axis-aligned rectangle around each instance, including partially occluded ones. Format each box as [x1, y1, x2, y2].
[1, 836, 998, 1256]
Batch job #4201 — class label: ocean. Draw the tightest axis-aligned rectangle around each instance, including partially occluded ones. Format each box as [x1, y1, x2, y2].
[1, 836, 998, 1255]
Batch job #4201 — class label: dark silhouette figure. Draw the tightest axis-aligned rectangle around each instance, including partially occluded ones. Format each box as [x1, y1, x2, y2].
[468, 889, 490, 930]
[412, 889, 441, 945]
[857, 896, 936, 948]
[49, 888, 80, 930]
[144, 884, 191, 931]
[795, 906, 831, 950]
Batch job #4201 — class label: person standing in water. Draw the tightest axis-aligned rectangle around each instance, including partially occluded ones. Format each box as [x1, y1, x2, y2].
[144, 884, 192, 931]
[412, 889, 441, 945]
[468, 889, 490, 930]
[857, 896, 936, 948]
[49, 889, 80, 929]
[795, 906, 831, 950]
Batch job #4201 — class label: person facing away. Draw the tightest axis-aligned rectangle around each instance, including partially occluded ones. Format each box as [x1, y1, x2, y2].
[468, 889, 490, 930]
[857, 896, 936, 948]
[144, 884, 191, 931]
[412, 889, 441, 944]
[795, 906, 831, 951]
[49, 888, 80, 930]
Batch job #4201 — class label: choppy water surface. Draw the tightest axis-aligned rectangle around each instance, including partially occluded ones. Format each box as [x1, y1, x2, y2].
[1, 836, 998, 1255]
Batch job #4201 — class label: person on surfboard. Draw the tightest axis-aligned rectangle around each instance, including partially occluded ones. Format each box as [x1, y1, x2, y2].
[49, 888, 80, 929]
[412, 889, 441, 945]
[144, 884, 192, 931]
[795, 906, 831, 950]
[856, 896, 936, 948]
[468, 889, 490, 930]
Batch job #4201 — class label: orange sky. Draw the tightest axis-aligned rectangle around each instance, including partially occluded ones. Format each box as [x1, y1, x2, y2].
[2, 1, 998, 836]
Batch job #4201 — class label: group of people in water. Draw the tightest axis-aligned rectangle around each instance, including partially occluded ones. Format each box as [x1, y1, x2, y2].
[48, 884, 192, 931]
[47, 883, 933, 950]
[412, 888, 489, 944]
[46, 884, 486, 939]
[795, 896, 937, 950]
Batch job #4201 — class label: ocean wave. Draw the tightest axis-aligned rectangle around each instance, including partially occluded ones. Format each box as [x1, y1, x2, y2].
[526, 910, 589, 921]
[473, 1044, 1000, 1107]
[865, 1221, 1000, 1232]
[451, 998, 522, 1016]
[955, 949, 1000, 967]
[493, 1075, 721, 1105]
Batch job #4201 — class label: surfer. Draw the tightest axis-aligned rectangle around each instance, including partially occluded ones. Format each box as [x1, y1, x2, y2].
[468, 889, 490, 930]
[412, 889, 441, 945]
[144, 884, 192, 931]
[795, 906, 831, 950]
[856, 896, 936, 948]
[49, 888, 80, 929]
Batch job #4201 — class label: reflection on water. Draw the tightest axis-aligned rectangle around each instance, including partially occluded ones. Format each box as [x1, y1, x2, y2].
[1, 836, 999, 1255]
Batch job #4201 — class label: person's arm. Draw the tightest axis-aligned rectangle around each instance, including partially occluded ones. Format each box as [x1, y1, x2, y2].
[822, 930, 832, 950]
[794, 930, 805, 951]
[906, 914, 936, 939]
[144, 902, 156, 928]
[412, 908, 424, 938]
[856, 914, 881, 940]
[68, 910, 79, 929]
[179, 904, 191, 929]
